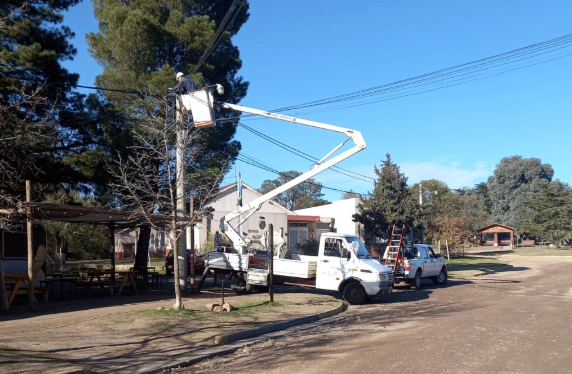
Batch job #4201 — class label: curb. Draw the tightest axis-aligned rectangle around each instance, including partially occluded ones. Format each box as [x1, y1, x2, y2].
[213, 301, 346, 345]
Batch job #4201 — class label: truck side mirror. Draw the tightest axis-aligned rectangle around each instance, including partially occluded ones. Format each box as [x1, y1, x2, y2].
[346, 251, 351, 261]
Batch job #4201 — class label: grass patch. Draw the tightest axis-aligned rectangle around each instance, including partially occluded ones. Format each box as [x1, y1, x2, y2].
[137, 308, 195, 317]
[232, 300, 283, 315]
[509, 247, 572, 256]
[447, 256, 509, 277]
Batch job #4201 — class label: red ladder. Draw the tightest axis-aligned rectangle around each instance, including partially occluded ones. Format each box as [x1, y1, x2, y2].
[384, 223, 406, 274]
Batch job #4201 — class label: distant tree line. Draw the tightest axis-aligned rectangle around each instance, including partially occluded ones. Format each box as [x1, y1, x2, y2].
[256, 153, 571, 254]
[353, 154, 572, 252]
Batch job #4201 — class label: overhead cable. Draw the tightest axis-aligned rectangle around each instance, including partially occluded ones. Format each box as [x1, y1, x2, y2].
[237, 154, 367, 196]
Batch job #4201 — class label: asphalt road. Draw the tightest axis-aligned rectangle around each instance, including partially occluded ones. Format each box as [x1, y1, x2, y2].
[173, 255, 572, 374]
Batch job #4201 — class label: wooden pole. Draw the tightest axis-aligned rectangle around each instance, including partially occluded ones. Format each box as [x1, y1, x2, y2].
[446, 239, 450, 261]
[109, 227, 116, 280]
[26, 180, 35, 307]
[269, 224, 274, 303]
[175, 97, 187, 288]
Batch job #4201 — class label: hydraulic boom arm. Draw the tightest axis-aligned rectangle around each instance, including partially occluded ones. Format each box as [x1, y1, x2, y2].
[179, 87, 366, 252]
[217, 102, 366, 251]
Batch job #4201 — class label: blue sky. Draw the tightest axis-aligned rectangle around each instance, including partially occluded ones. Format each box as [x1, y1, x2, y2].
[62, 1, 572, 201]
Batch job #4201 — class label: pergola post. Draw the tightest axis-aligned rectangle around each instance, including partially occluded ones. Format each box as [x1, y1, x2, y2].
[109, 226, 116, 280]
[26, 180, 35, 307]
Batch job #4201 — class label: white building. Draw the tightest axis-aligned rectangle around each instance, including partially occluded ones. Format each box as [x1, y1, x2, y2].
[290, 198, 364, 250]
[114, 190, 364, 256]
[196, 182, 292, 251]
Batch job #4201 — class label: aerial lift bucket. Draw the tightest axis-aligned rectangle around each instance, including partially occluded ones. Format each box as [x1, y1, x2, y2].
[180, 89, 216, 129]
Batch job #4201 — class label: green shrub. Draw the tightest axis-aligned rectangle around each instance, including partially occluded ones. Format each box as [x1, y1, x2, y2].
[295, 238, 319, 256]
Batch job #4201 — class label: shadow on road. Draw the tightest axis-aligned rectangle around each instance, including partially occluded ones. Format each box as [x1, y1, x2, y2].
[472, 265, 528, 276]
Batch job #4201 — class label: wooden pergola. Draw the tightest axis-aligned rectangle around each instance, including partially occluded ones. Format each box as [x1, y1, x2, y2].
[1, 189, 169, 307]
[476, 223, 516, 247]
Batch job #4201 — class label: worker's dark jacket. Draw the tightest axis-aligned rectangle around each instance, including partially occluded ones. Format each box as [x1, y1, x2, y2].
[171, 77, 197, 93]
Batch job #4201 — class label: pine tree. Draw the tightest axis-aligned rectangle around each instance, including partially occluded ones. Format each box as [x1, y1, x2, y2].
[87, 0, 250, 172]
[86, 0, 251, 307]
[354, 154, 420, 243]
[0, 0, 87, 205]
[521, 181, 572, 245]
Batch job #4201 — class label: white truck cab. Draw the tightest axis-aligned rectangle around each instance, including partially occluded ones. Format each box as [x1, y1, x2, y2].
[314, 233, 394, 303]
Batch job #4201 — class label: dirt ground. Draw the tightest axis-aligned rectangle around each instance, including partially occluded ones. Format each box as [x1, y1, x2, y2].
[3, 249, 572, 374]
[0, 277, 341, 373]
[178, 251, 572, 374]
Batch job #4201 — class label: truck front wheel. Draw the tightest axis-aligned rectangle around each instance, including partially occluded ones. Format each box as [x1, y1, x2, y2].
[432, 267, 448, 285]
[343, 282, 367, 305]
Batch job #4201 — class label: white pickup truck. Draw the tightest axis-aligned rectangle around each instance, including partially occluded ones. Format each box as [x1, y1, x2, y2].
[387, 244, 448, 289]
[205, 232, 394, 305]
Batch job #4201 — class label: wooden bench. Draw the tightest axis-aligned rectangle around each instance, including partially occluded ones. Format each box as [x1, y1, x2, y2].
[520, 240, 535, 247]
[4, 273, 49, 305]
[7, 285, 49, 303]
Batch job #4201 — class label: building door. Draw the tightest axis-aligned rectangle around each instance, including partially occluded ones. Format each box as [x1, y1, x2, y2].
[288, 223, 308, 252]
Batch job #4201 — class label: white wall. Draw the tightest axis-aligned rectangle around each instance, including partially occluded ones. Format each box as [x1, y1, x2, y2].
[197, 184, 289, 251]
[293, 198, 363, 239]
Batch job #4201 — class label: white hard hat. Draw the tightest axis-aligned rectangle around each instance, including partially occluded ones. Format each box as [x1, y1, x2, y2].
[176, 72, 184, 79]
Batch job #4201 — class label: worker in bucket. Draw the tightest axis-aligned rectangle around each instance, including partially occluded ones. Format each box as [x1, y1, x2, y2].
[168, 72, 197, 94]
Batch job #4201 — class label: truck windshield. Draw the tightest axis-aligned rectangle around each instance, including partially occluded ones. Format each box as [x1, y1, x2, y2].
[345, 237, 371, 259]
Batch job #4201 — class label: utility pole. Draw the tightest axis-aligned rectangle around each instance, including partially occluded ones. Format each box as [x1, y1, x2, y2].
[419, 183, 424, 244]
[268, 224, 274, 302]
[175, 97, 187, 288]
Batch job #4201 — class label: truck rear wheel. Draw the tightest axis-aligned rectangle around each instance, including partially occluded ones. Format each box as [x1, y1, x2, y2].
[230, 273, 253, 294]
[343, 282, 367, 305]
[413, 270, 422, 290]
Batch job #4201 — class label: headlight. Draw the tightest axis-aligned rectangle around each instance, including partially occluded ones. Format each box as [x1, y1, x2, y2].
[378, 273, 387, 282]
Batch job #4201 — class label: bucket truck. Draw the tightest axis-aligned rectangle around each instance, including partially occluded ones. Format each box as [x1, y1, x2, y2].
[180, 86, 394, 305]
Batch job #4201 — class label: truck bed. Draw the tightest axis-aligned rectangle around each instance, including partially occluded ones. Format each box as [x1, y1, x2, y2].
[206, 252, 248, 272]
[273, 255, 317, 279]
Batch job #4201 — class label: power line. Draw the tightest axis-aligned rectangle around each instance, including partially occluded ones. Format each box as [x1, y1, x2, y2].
[191, 0, 244, 75]
[238, 122, 374, 183]
[270, 33, 572, 113]
[237, 153, 368, 197]
[72, 33, 572, 116]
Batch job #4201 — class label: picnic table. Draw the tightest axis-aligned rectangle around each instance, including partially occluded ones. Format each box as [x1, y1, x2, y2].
[4, 272, 48, 305]
[81, 270, 139, 296]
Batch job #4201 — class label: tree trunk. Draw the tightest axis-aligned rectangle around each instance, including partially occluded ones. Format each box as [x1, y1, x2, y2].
[134, 227, 150, 270]
[171, 223, 182, 310]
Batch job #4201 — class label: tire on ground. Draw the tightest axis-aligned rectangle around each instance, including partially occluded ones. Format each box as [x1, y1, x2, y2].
[343, 282, 367, 305]
[413, 270, 422, 290]
[230, 272, 254, 294]
[432, 267, 448, 285]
